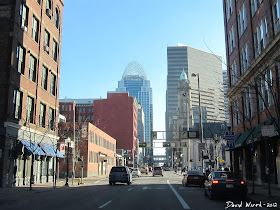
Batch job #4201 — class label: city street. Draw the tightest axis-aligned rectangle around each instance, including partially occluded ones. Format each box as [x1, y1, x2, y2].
[0, 171, 267, 210]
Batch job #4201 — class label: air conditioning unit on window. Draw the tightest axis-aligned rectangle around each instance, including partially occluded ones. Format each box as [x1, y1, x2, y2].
[44, 45, 49, 52]
[46, 8, 52, 17]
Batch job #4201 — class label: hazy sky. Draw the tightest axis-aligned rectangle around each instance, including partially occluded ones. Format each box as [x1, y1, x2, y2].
[59, 0, 226, 154]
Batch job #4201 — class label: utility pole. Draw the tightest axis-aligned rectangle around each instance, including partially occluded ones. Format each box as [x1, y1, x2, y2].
[72, 102, 75, 185]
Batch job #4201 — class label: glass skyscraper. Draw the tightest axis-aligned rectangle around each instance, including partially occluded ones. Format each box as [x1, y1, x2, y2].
[116, 61, 153, 149]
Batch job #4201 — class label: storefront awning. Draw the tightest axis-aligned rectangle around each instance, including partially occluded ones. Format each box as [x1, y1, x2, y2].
[39, 143, 64, 158]
[235, 130, 251, 148]
[21, 140, 45, 156]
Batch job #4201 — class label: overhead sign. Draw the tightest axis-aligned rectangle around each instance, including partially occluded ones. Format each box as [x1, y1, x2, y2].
[225, 131, 235, 141]
[227, 141, 235, 149]
[188, 131, 199, 139]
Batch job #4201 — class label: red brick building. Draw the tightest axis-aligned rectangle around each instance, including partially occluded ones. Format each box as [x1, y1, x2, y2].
[0, 0, 64, 187]
[223, 0, 280, 185]
[58, 122, 116, 177]
[93, 92, 138, 167]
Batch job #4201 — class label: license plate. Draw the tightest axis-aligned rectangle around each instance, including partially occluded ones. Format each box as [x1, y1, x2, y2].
[194, 177, 198, 179]
[226, 184, 233, 188]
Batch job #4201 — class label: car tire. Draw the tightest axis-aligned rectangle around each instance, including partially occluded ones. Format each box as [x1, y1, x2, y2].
[109, 182, 112, 185]
[153, 175, 154, 177]
[162, 175, 163, 177]
[127, 182, 131, 185]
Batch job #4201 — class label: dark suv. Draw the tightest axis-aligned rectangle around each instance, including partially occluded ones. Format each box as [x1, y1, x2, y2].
[109, 166, 132, 185]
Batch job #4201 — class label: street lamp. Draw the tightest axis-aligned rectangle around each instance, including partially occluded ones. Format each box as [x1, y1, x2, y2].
[191, 73, 204, 172]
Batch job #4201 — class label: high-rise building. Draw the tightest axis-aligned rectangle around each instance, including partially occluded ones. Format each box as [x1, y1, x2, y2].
[166, 44, 225, 139]
[223, 0, 280, 185]
[0, 0, 64, 187]
[116, 61, 153, 157]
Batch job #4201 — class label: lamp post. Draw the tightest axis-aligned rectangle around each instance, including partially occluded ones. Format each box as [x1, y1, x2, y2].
[191, 73, 204, 172]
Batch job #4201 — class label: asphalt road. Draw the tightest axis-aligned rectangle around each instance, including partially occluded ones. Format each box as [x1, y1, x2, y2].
[1, 171, 267, 210]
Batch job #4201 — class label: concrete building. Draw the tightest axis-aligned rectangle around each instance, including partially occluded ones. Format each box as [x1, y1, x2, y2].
[93, 92, 138, 167]
[116, 61, 153, 159]
[137, 104, 145, 165]
[0, 0, 64, 187]
[166, 44, 226, 140]
[223, 0, 280, 185]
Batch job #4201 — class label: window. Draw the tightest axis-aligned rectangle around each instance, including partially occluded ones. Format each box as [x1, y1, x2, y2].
[228, 26, 235, 54]
[16, 45, 26, 74]
[240, 43, 250, 74]
[50, 73, 56, 96]
[26, 96, 34, 123]
[39, 103, 46, 127]
[32, 16, 39, 42]
[44, 30, 50, 53]
[20, 4, 28, 30]
[251, 0, 263, 16]
[13, 90, 23, 119]
[226, 0, 233, 21]
[49, 107, 55, 130]
[243, 86, 254, 120]
[52, 39, 58, 61]
[46, 0, 52, 18]
[254, 19, 268, 58]
[232, 99, 240, 126]
[54, 8, 59, 29]
[238, 4, 247, 37]
[257, 70, 274, 111]
[89, 151, 93, 163]
[29, 55, 37, 82]
[230, 61, 238, 86]
[272, 0, 280, 35]
[41, 65, 48, 90]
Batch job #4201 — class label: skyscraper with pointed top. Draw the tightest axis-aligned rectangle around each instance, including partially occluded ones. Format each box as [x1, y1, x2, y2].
[116, 61, 153, 159]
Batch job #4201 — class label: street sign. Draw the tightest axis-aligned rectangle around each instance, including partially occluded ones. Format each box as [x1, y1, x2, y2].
[225, 131, 235, 141]
[79, 161, 84, 168]
[188, 131, 199, 138]
[261, 125, 275, 137]
[182, 131, 188, 139]
[226, 141, 235, 149]
[60, 144, 65, 155]
[123, 150, 127, 157]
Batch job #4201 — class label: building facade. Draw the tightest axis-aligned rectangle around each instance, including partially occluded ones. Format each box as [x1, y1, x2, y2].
[166, 44, 226, 139]
[0, 0, 64, 187]
[116, 61, 153, 158]
[93, 92, 138, 167]
[223, 0, 280, 185]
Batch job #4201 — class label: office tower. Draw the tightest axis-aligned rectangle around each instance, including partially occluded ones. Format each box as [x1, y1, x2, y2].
[166, 44, 225, 139]
[0, 0, 64, 187]
[116, 61, 153, 157]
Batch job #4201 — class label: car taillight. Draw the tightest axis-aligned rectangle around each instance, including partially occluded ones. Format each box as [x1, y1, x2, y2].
[146, 169, 148, 172]
[123, 173, 128, 177]
[212, 180, 219, 184]
[241, 181, 245, 185]
[226, 179, 234, 182]
[160, 170, 163, 172]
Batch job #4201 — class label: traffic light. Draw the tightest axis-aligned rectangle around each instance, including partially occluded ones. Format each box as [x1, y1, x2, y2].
[139, 143, 146, 147]
[163, 142, 170, 147]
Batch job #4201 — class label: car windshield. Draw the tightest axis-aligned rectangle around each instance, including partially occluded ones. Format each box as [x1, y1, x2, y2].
[154, 167, 162, 170]
[111, 167, 127, 172]
[213, 172, 239, 179]
[187, 171, 203, 175]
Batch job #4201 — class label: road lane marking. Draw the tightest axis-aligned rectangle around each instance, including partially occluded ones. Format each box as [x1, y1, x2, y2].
[167, 180, 190, 209]
[98, 200, 112, 208]
[128, 188, 132, 191]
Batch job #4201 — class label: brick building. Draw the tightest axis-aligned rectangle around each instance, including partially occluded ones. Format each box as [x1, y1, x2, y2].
[0, 0, 64, 187]
[93, 92, 138, 167]
[223, 0, 280, 185]
[58, 122, 116, 178]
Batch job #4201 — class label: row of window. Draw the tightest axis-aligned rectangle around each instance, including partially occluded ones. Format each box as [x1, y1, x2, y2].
[16, 44, 57, 95]
[89, 131, 115, 152]
[13, 90, 55, 130]
[231, 69, 274, 126]
[20, 3, 59, 61]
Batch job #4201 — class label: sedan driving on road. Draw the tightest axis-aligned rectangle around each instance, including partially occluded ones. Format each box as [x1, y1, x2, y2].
[109, 166, 132, 185]
[153, 166, 163, 176]
[182, 170, 205, 187]
[131, 168, 141, 177]
[204, 171, 247, 200]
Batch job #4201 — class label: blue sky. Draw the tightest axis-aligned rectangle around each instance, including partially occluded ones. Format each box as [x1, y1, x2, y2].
[59, 0, 226, 148]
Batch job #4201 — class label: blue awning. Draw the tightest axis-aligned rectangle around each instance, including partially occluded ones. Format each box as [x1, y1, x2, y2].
[21, 140, 45, 156]
[39, 143, 64, 158]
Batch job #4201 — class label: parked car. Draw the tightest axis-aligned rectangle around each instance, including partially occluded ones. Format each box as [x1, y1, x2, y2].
[204, 171, 247, 200]
[109, 166, 132, 185]
[182, 170, 205, 187]
[140, 166, 148, 174]
[131, 168, 141, 177]
[153, 166, 163, 176]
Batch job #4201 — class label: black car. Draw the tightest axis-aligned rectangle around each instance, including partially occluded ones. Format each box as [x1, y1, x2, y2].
[204, 171, 247, 200]
[109, 166, 132, 185]
[182, 170, 206, 187]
